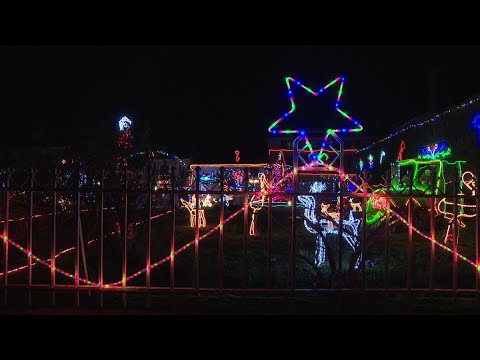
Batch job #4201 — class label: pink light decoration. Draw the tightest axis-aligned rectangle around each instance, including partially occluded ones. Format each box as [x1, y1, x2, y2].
[397, 140, 406, 161]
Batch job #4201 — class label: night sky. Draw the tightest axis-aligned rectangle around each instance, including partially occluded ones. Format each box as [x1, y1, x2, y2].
[1, 45, 480, 163]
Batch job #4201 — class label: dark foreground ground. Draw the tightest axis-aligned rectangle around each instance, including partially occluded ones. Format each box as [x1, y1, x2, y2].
[2, 290, 480, 314]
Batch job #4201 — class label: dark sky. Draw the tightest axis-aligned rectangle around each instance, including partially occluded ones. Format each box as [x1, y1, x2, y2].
[1, 45, 480, 163]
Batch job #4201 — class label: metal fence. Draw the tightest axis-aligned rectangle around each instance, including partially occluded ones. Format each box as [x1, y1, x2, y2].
[1, 165, 479, 308]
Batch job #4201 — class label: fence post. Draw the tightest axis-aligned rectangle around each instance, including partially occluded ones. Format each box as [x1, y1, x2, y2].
[407, 170, 413, 291]
[99, 169, 105, 308]
[361, 176, 367, 290]
[267, 169, 272, 290]
[243, 167, 249, 292]
[28, 168, 34, 306]
[289, 167, 297, 292]
[452, 171, 458, 291]
[122, 164, 128, 308]
[194, 166, 200, 291]
[384, 169, 391, 290]
[170, 165, 176, 292]
[476, 171, 480, 294]
[338, 172, 344, 289]
[3, 168, 10, 306]
[75, 165, 80, 307]
[51, 168, 57, 307]
[429, 170, 436, 291]
[219, 167, 225, 291]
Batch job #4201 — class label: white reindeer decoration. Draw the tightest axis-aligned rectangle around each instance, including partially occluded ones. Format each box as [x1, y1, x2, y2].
[298, 181, 362, 268]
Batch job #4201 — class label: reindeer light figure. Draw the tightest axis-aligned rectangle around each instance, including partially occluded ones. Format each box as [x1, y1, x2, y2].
[298, 181, 362, 268]
[349, 199, 362, 212]
[180, 195, 206, 228]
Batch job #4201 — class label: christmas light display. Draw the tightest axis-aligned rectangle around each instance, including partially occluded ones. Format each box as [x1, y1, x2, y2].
[180, 195, 206, 228]
[1, 210, 172, 278]
[387, 208, 476, 268]
[380, 150, 386, 164]
[248, 173, 268, 236]
[371, 195, 387, 210]
[0, 240, 94, 278]
[233, 170, 244, 189]
[398, 140, 406, 161]
[222, 194, 232, 207]
[3, 163, 479, 289]
[472, 114, 480, 141]
[202, 194, 213, 208]
[462, 171, 476, 196]
[391, 158, 465, 196]
[345, 177, 477, 268]
[2, 236, 96, 286]
[268, 76, 363, 134]
[418, 141, 451, 160]
[272, 151, 292, 201]
[116, 116, 134, 171]
[357, 96, 480, 154]
[368, 154, 374, 170]
[298, 181, 361, 267]
[105, 206, 247, 287]
[235, 150, 240, 163]
[1, 204, 247, 287]
[349, 199, 362, 212]
[118, 116, 132, 131]
[268, 76, 362, 175]
[359, 158, 364, 172]
[435, 170, 478, 244]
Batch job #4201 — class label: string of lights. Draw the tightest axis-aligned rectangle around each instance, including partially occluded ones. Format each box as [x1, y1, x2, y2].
[2, 235, 97, 286]
[356, 96, 480, 154]
[0, 210, 172, 278]
[345, 176, 477, 269]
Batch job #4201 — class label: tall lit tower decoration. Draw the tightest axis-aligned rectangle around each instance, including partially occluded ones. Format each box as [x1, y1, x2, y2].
[116, 116, 134, 173]
[268, 76, 364, 270]
[268, 76, 363, 176]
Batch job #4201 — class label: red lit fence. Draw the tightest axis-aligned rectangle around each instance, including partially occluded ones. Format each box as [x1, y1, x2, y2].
[1, 166, 479, 307]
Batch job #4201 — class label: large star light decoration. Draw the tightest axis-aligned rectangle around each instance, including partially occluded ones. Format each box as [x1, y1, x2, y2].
[268, 76, 363, 172]
[268, 76, 363, 135]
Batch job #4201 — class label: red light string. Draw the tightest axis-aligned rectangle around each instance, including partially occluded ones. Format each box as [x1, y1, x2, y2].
[345, 177, 477, 269]
[0, 210, 172, 279]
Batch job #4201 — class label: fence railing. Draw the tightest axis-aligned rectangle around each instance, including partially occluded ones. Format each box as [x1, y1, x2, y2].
[1, 165, 479, 307]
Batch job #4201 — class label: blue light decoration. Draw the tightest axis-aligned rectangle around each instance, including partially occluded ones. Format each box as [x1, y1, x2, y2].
[380, 150, 386, 165]
[118, 116, 132, 131]
[298, 181, 361, 268]
[418, 140, 451, 160]
[200, 174, 213, 182]
[472, 114, 480, 141]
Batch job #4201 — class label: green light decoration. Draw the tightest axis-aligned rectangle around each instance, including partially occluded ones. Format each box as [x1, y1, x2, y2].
[391, 159, 465, 196]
